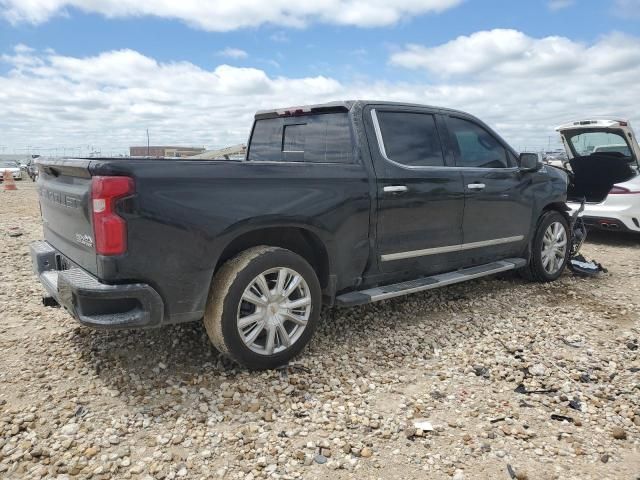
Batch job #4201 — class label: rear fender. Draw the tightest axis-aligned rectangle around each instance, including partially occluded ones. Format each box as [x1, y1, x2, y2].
[211, 219, 336, 297]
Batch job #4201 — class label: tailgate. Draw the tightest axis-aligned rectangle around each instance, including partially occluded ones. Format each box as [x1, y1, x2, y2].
[37, 159, 98, 275]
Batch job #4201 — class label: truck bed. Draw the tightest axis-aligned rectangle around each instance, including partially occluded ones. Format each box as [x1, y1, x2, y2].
[34, 156, 371, 325]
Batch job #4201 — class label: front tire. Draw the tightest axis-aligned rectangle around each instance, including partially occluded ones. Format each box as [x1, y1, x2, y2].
[203, 246, 322, 370]
[521, 211, 570, 282]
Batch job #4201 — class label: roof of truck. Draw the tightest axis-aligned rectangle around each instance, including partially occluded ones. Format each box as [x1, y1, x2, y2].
[254, 100, 469, 118]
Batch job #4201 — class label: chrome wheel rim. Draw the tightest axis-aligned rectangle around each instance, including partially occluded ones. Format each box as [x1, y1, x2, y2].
[541, 221, 568, 274]
[237, 267, 311, 355]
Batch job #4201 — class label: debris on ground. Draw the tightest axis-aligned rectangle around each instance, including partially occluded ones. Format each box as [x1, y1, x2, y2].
[413, 420, 434, 432]
[514, 384, 558, 395]
[551, 414, 575, 423]
[5, 226, 22, 237]
[568, 204, 608, 277]
[569, 398, 582, 411]
[569, 254, 608, 276]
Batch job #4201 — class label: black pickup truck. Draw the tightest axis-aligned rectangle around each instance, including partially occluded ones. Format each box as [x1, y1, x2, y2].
[31, 100, 570, 369]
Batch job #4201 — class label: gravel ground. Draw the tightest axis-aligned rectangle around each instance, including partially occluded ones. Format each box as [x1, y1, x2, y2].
[1, 183, 639, 480]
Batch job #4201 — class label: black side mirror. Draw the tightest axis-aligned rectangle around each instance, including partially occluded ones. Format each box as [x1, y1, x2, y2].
[519, 152, 541, 172]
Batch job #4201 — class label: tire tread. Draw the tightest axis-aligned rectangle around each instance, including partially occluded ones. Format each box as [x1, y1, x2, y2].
[520, 210, 569, 282]
[203, 246, 279, 358]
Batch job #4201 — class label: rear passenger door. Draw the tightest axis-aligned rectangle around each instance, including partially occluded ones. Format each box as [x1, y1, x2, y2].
[444, 114, 532, 263]
[246, 110, 372, 293]
[364, 106, 466, 276]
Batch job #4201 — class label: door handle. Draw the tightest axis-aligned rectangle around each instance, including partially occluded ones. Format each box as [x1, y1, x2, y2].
[383, 185, 408, 194]
[467, 183, 486, 191]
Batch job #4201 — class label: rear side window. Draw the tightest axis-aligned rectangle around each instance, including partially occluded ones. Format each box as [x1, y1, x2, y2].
[248, 112, 353, 163]
[249, 118, 282, 162]
[448, 117, 509, 168]
[376, 111, 445, 167]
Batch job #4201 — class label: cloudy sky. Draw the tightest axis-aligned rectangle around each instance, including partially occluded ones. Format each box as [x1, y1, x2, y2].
[1, 0, 639, 155]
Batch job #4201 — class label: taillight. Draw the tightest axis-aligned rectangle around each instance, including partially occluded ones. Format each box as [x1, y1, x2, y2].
[91, 176, 134, 255]
[609, 185, 640, 194]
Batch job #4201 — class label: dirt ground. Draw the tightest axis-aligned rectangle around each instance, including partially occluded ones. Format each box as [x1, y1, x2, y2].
[1, 183, 639, 480]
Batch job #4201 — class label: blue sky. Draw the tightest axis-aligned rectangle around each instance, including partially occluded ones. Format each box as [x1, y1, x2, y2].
[0, 0, 639, 154]
[1, 1, 636, 80]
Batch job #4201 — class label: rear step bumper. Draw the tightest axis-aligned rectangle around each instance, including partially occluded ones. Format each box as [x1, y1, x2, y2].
[30, 241, 164, 329]
[336, 258, 527, 306]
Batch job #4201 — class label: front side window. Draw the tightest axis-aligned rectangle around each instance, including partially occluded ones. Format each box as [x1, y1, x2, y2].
[376, 111, 444, 167]
[448, 117, 509, 168]
[248, 112, 353, 163]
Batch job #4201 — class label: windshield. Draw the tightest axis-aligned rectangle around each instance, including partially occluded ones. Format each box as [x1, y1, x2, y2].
[568, 131, 630, 157]
[0, 161, 18, 168]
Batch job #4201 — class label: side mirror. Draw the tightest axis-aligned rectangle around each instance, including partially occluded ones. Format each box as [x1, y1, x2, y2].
[519, 152, 541, 172]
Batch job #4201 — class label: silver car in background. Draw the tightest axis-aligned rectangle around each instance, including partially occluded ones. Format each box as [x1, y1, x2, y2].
[0, 160, 22, 181]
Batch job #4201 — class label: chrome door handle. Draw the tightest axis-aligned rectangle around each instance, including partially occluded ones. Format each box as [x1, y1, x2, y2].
[467, 183, 486, 190]
[383, 185, 408, 193]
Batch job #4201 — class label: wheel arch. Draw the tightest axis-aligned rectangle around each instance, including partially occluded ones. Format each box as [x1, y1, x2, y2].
[542, 201, 571, 215]
[523, 201, 571, 262]
[540, 201, 573, 231]
[213, 225, 333, 297]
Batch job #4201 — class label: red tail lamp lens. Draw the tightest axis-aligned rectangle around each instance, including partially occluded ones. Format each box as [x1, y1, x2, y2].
[91, 176, 134, 255]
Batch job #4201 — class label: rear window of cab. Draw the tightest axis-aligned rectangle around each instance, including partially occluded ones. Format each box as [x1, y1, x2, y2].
[248, 112, 353, 164]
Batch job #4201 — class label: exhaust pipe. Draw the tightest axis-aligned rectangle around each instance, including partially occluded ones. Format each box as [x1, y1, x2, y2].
[599, 222, 620, 230]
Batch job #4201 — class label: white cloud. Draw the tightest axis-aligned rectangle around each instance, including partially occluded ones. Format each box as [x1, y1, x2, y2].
[387, 30, 640, 147]
[613, 0, 640, 18]
[0, 46, 343, 153]
[548, 0, 574, 11]
[270, 31, 289, 43]
[13, 43, 34, 53]
[218, 48, 248, 59]
[390, 29, 640, 78]
[0, 0, 463, 30]
[1, 30, 640, 154]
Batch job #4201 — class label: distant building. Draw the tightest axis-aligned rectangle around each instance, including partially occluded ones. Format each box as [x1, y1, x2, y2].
[190, 144, 247, 160]
[129, 146, 206, 158]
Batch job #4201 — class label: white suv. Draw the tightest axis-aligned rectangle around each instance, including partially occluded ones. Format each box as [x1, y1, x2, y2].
[556, 119, 640, 233]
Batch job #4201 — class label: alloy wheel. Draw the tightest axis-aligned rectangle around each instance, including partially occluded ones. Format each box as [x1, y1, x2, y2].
[236, 267, 312, 355]
[541, 221, 568, 274]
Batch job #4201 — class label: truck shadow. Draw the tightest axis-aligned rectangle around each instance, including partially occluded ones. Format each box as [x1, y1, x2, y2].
[69, 320, 229, 384]
[67, 273, 529, 410]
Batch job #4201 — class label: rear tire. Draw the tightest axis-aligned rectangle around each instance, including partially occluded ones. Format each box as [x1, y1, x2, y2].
[203, 246, 321, 370]
[521, 211, 570, 282]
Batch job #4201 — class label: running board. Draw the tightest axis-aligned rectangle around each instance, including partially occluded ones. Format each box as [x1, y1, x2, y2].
[335, 258, 527, 306]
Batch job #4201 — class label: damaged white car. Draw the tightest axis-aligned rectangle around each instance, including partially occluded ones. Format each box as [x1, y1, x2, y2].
[556, 119, 640, 233]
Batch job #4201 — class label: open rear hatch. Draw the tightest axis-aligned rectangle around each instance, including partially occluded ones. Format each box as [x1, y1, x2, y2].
[37, 159, 98, 274]
[556, 120, 640, 203]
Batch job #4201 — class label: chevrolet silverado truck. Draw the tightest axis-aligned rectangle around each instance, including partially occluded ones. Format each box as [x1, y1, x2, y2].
[31, 100, 570, 369]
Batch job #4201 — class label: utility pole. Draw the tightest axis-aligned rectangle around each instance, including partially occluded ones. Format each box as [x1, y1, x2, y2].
[147, 129, 150, 156]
